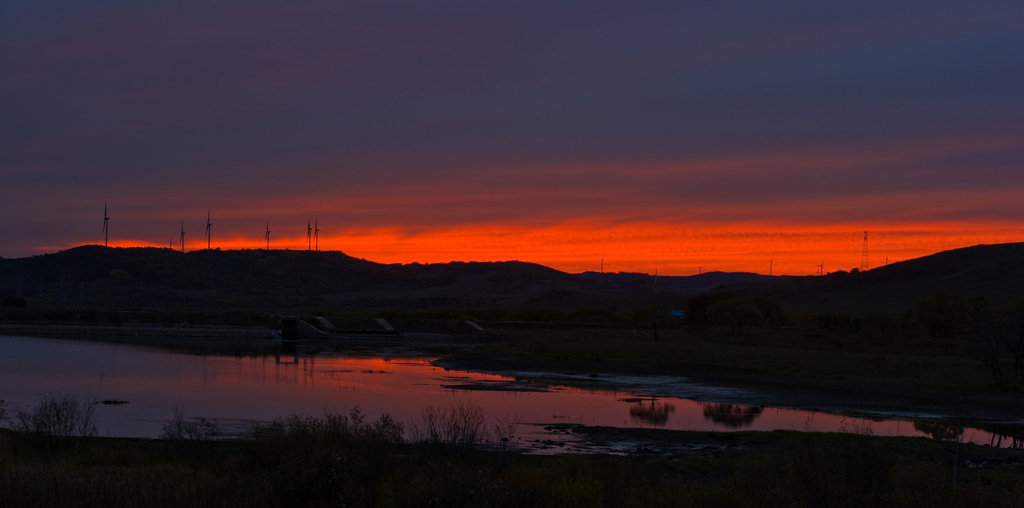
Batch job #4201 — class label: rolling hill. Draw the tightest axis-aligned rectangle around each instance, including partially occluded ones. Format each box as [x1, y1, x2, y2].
[3, 242, 1023, 314]
[0, 246, 593, 309]
[728, 242, 1024, 315]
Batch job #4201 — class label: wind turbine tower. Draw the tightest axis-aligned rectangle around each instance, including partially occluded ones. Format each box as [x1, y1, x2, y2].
[860, 231, 869, 271]
[314, 219, 319, 251]
[265, 222, 270, 250]
[205, 210, 212, 250]
[102, 204, 109, 247]
[306, 220, 312, 250]
[179, 223, 185, 253]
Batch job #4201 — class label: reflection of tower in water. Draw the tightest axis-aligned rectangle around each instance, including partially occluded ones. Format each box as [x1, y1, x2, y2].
[702, 403, 764, 428]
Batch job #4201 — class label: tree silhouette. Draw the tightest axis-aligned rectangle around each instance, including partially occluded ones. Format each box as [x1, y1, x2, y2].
[706, 297, 764, 334]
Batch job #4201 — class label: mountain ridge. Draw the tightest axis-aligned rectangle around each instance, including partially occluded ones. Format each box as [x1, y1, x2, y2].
[2, 242, 1023, 313]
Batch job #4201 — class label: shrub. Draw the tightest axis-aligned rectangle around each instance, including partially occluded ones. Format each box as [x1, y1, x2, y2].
[160, 404, 221, 442]
[916, 292, 990, 337]
[707, 297, 764, 334]
[409, 400, 487, 447]
[159, 405, 221, 463]
[688, 292, 783, 331]
[491, 412, 524, 450]
[11, 392, 98, 448]
[247, 408, 403, 450]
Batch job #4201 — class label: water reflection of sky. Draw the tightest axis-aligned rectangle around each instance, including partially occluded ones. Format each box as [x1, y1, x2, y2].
[0, 335, 1015, 448]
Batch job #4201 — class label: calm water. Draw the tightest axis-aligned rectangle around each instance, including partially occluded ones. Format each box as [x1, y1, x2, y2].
[0, 335, 1017, 450]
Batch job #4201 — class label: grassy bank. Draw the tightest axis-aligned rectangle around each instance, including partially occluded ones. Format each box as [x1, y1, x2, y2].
[0, 424, 1022, 508]
[450, 324, 1022, 401]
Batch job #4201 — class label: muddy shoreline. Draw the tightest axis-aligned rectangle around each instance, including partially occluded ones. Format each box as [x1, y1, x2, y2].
[435, 351, 1024, 425]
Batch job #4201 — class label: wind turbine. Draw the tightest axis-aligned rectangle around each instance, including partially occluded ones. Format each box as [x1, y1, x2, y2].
[770, 259, 773, 277]
[306, 220, 312, 250]
[205, 210, 212, 250]
[102, 204, 109, 247]
[314, 219, 319, 251]
[179, 222, 185, 253]
[265, 221, 270, 250]
[817, 259, 826, 276]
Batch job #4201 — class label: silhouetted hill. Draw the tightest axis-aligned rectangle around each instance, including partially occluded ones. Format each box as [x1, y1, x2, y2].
[729, 243, 1024, 315]
[7, 242, 1021, 314]
[0, 246, 593, 309]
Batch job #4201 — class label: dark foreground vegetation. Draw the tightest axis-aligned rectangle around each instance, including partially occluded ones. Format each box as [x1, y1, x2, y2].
[1, 409, 1022, 508]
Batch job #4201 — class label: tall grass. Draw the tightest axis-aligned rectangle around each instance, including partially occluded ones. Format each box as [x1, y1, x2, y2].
[1, 426, 1023, 507]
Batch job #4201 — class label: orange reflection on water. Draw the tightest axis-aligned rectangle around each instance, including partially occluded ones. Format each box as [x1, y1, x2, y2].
[1, 336, 1018, 448]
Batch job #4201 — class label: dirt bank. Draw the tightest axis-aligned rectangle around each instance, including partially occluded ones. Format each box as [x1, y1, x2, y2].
[436, 351, 1024, 425]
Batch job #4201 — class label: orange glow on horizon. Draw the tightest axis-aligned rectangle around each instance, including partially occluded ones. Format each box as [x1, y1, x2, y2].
[80, 220, 1024, 276]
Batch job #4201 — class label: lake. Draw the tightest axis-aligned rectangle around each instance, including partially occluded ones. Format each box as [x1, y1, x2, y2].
[0, 334, 1018, 452]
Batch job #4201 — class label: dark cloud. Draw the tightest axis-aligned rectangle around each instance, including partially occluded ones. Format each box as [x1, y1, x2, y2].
[1, 0, 1022, 256]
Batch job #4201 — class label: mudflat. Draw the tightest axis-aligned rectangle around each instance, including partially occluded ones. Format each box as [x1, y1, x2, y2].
[437, 327, 1024, 425]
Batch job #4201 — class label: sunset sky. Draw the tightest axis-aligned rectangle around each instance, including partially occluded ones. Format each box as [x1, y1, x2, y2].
[2, 1, 1022, 274]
